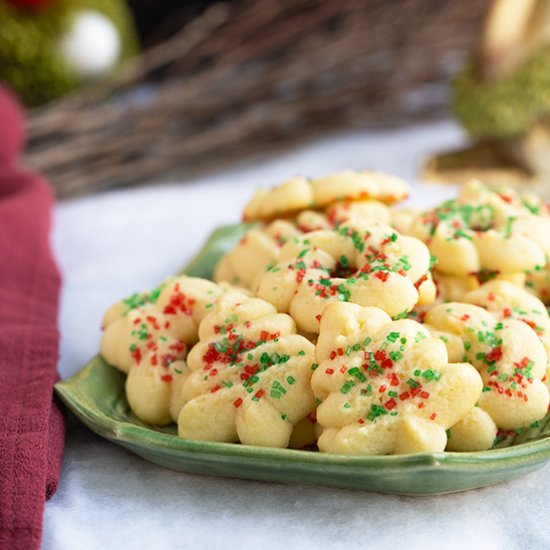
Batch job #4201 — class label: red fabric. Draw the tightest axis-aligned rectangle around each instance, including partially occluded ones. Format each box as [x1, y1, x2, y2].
[0, 87, 65, 550]
[0, 86, 24, 165]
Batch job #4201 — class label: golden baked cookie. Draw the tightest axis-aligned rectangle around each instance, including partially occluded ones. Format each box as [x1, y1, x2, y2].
[214, 220, 301, 290]
[256, 221, 435, 333]
[433, 271, 526, 303]
[100, 277, 249, 425]
[406, 180, 548, 276]
[216, 202, 391, 291]
[425, 303, 549, 432]
[311, 302, 482, 455]
[177, 292, 316, 447]
[243, 170, 409, 221]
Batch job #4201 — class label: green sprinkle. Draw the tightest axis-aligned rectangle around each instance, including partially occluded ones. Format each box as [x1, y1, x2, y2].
[367, 404, 388, 421]
[341, 380, 355, 394]
[421, 369, 441, 381]
[348, 367, 366, 382]
[386, 331, 401, 343]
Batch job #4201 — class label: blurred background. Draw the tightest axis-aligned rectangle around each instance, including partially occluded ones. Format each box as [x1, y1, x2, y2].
[3, 0, 550, 199]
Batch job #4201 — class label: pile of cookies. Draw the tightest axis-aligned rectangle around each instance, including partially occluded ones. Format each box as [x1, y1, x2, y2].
[100, 171, 550, 455]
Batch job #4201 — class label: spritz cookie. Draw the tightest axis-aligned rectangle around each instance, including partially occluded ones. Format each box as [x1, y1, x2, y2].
[256, 221, 435, 333]
[100, 277, 249, 425]
[425, 303, 549, 431]
[243, 170, 409, 221]
[406, 180, 548, 276]
[177, 292, 316, 447]
[311, 302, 482, 455]
[214, 220, 301, 290]
[216, 203, 391, 291]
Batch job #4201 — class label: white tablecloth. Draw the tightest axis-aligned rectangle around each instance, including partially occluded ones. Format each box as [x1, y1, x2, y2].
[43, 121, 550, 550]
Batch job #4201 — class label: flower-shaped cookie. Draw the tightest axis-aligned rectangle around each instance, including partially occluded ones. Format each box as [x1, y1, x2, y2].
[256, 221, 436, 333]
[177, 292, 316, 447]
[101, 276, 240, 372]
[425, 303, 549, 431]
[462, 280, 550, 391]
[243, 170, 409, 221]
[311, 302, 482, 455]
[100, 276, 249, 425]
[407, 180, 548, 276]
[214, 220, 301, 290]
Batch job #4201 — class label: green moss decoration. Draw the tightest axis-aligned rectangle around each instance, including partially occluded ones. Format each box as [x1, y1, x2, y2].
[453, 47, 550, 139]
[0, 0, 138, 106]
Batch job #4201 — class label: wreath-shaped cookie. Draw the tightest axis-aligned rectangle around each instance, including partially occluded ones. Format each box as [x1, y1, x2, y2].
[406, 180, 549, 276]
[177, 292, 316, 447]
[311, 302, 482, 455]
[243, 170, 409, 221]
[256, 221, 436, 333]
[216, 201, 391, 291]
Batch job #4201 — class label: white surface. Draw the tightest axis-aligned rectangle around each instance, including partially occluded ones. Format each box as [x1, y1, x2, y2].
[44, 121, 550, 550]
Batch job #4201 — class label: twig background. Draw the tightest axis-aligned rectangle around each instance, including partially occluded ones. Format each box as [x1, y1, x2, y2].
[25, 0, 489, 199]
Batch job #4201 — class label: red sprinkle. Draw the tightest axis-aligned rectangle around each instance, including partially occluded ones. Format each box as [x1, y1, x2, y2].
[384, 398, 397, 410]
[375, 271, 389, 283]
[486, 347, 503, 363]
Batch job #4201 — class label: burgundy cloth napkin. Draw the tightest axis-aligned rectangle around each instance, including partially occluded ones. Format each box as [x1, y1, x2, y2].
[0, 86, 65, 550]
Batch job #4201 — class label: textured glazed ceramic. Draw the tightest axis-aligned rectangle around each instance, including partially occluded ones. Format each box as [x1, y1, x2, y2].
[55, 223, 550, 495]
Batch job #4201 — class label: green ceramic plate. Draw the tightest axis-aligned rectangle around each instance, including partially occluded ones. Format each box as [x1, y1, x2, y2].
[55, 224, 550, 495]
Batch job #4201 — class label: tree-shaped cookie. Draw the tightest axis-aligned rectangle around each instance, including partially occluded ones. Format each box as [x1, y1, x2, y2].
[177, 292, 316, 447]
[311, 302, 482, 455]
[256, 220, 435, 333]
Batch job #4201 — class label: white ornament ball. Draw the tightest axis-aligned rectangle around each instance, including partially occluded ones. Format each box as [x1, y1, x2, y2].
[59, 10, 121, 78]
